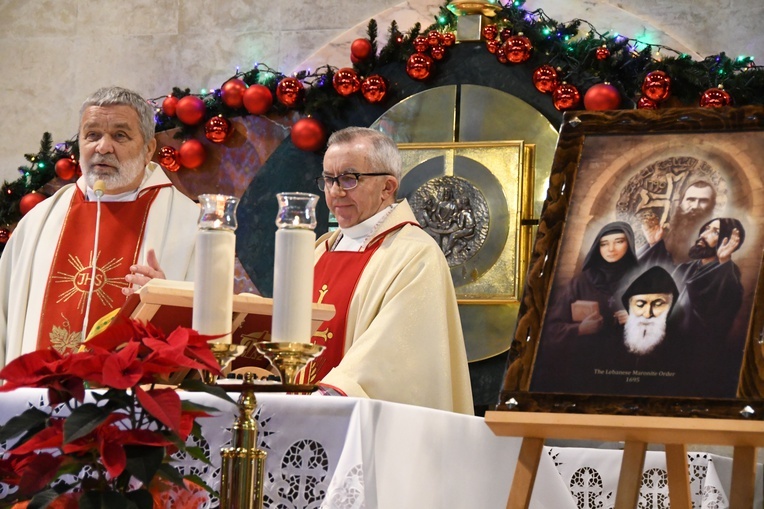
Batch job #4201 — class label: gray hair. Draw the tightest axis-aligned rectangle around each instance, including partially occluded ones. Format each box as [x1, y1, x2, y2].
[326, 126, 402, 181]
[80, 86, 155, 146]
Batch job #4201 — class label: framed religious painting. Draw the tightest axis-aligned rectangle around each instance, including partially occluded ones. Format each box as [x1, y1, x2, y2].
[497, 106, 764, 419]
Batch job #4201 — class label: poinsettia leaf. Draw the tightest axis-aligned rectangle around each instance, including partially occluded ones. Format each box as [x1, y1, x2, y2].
[156, 463, 186, 487]
[184, 473, 217, 496]
[124, 488, 154, 509]
[80, 490, 130, 509]
[183, 445, 213, 465]
[124, 444, 165, 486]
[180, 399, 221, 414]
[9, 425, 63, 455]
[179, 378, 237, 404]
[0, 406, 48, 441]
[101, 436, 128, 478]
[28, 488, 59, 509]
[18, 452, 63, 495]
[135, 387, 181, 435]
[63, 403, 110, 443]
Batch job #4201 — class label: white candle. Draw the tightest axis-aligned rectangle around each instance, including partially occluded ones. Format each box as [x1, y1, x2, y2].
[271, 228, 315, 343]
[192, 229, 236, 343]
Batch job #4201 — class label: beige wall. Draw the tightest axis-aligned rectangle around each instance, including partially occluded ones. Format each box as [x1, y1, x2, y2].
[0, 0, 761, 183]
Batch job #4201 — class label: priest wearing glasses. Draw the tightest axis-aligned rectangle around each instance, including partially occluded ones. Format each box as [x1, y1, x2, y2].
[303, 127, 473, 415]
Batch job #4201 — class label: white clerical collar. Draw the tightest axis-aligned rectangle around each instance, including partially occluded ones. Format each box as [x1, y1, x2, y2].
[334, 203, 397, 252]
[86, 187, 140, 202]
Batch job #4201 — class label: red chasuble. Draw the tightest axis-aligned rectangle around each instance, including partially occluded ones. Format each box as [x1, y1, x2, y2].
[296, 222, 414, 385]
[37, 185, 164, 353]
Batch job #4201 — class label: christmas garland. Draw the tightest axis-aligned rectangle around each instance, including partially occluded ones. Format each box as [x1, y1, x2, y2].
[2, 0, 761, 245]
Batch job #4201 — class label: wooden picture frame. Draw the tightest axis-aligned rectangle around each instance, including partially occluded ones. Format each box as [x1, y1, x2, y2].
[498, 106, 764, 420]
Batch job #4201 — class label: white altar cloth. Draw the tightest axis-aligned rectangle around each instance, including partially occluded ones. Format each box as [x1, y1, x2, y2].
[0, 388, 760, 508]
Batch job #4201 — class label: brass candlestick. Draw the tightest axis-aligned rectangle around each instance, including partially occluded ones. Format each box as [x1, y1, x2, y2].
[255, 342, 325, 384]
[219, 373, 267, 509]
[202, 342, 246, 384]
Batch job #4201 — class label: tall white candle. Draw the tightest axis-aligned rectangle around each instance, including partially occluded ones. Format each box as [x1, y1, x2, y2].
[192, 227, 236, 343]
[271, 228, 315, 343]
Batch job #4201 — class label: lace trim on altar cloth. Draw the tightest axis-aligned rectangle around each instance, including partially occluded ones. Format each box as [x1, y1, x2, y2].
[547, 447, 727, 509]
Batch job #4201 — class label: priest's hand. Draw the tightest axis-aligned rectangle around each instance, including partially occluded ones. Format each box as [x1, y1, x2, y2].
[123, 249, 166, 295]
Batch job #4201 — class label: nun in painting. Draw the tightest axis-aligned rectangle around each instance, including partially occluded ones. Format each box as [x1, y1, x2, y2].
[532, 221, 641, 394]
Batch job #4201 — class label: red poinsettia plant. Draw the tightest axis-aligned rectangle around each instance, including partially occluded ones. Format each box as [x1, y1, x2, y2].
[0, 316, 234, 509]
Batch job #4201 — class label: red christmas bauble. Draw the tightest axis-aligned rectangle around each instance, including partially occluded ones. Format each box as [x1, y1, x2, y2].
[427, 31, 441, 46]
[430, 45, 446, 61]
[532, 65, 559, 94]
[595, 45, 610, 61]
[413, 35, 429, 53]
[221, 78, 247, 109]
[157, 146, 181, 172]
[350, 53, 361, 65]
[55, 157, 78, 180]
[486, 39, 500, 54]
[641, 71, 671, 102]
[291, 117, 326, 152]
[205, 116, 232, 143]
[482, 25, 498, 41]
[699, 87, 732, 108]
[441, 32, 456, 47]
[406, 53, 433, 80]
[175, 95, 206, 125]
[0, 227, 9, 244]
[178, 139, 206, 169]
[552, 83, 581, 111]
[584, 83, 621, 110]
[499, 28, 513, 42]
[350, 38, 373, 60]
[361, 75, 388, 103]
[332, 68, 361, 97]
[276, 77, 305, 108]
[637, 96, 659, 109]
[162, 95, 178, 117]
[243, 84, 273, 115]
[503, 34, 532, 64]
[19, 192, 47, 216]
[496, 47, 508, 64]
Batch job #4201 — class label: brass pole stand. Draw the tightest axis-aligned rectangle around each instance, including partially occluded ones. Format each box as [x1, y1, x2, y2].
[219, 373, 267, 509]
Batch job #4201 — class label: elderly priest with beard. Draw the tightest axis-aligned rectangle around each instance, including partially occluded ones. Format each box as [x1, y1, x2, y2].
[601, 266, 689, 396]
[620, 266, 679, 360]
[0, 87, 199, 368]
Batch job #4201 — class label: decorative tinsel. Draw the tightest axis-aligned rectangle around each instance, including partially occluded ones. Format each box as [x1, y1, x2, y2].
[1, 0, 761, 239]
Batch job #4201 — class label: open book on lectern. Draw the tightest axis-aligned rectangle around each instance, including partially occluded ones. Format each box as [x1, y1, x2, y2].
[117, 279, 335, 368]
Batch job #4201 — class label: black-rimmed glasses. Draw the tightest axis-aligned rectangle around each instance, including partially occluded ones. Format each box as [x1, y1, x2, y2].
[314, 172, 390, 191]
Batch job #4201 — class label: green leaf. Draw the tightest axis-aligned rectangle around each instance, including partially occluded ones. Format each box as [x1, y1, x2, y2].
[80, 490, 130, 509]
[157, 463, 186, 487]
[28, 489, 58, 509]
[179, 378, 237, 404]
[124, 445, 165, 486]
[124, 488, 154, 509]
[0, 407, 48, 441]
[184, 473, 217, 496]
[183, 445, 213, 465]
[63, 403, 110, 443]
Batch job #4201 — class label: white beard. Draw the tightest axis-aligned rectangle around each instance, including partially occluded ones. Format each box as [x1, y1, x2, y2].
[84, 151, 146, 192]
[623, 313, 668, 355]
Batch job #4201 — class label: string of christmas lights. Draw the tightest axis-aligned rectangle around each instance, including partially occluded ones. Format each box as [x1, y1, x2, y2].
[1, 0, 761, 247]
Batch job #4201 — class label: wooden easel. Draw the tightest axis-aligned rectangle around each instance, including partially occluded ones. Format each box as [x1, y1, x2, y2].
[484, 411, 764, 509]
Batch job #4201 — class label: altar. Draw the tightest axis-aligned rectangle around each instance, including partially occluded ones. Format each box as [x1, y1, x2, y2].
[0, 388, 760, 508]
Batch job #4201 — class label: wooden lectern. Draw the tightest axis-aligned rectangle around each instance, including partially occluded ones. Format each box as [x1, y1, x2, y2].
[121, 279, 335, 342]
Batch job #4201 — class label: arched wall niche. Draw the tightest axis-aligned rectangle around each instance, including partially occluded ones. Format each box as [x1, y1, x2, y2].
[233, 42, 564, 409]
